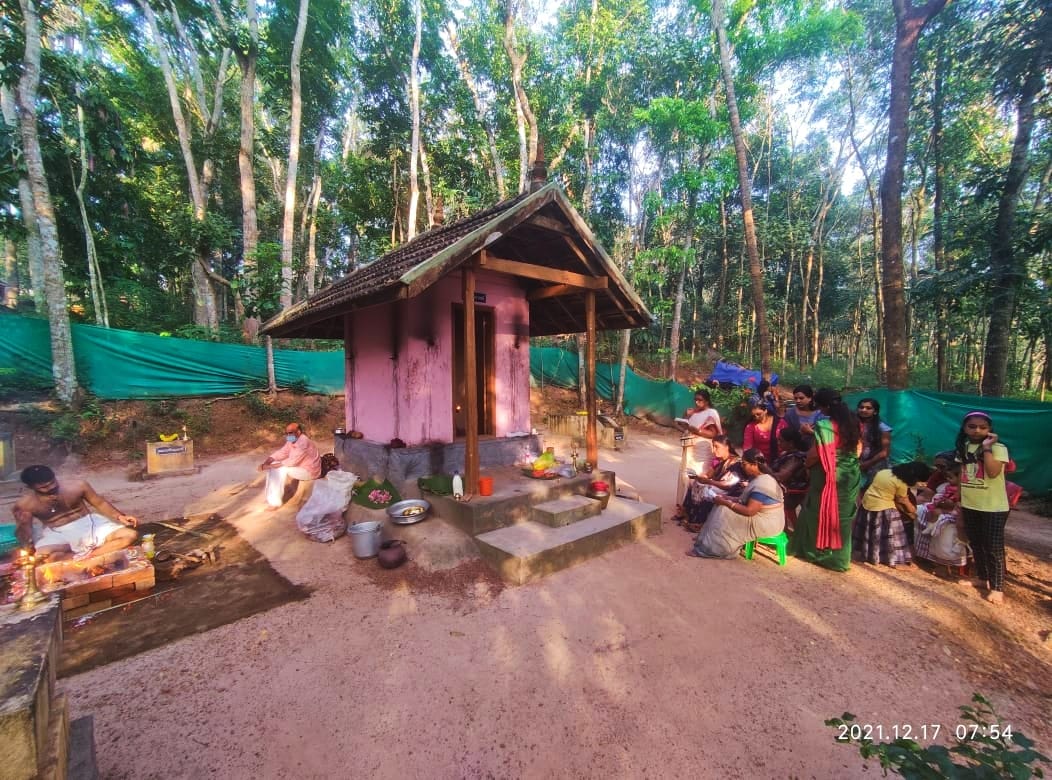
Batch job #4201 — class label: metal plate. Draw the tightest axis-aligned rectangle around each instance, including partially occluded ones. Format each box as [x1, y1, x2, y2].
[390, 514, 428, 526]
[387, 499, 431, 525]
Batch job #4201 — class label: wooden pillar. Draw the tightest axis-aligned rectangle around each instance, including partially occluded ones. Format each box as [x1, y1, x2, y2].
[585, 290, 598, 466]
[265, 335, 277, 393]
[463, 266, 479, 493]
[343, 313, 354, 431]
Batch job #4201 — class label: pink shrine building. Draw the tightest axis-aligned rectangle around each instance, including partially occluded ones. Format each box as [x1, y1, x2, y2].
[261, 181, 651, 491]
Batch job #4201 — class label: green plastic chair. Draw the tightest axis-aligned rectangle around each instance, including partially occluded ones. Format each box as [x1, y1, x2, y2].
[743, 531, 788, 566]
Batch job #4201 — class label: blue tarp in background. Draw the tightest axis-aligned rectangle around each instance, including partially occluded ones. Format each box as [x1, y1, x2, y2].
[705, 360, 778, 388]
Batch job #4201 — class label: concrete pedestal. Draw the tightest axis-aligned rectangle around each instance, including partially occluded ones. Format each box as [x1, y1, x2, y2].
[145, 439, 196, 478]
[0, 598, 64, 779]
[336, 434, 541, 484]
[0, 430, 15, 480]
[0, 599, 98, 779]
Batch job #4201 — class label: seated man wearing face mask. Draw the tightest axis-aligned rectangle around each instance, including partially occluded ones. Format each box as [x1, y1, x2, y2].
[259, 423, 321, 508]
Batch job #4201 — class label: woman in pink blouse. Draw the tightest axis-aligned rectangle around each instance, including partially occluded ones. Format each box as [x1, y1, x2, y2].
[743, 398, 786, 464]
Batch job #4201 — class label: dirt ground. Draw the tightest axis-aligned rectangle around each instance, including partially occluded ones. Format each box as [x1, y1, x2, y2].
[0, 405, 1043, 778]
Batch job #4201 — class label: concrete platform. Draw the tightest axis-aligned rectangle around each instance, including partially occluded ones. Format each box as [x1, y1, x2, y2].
[0, 597, 63, 780]
[474, 497, 661, 585]
[428, 467, 616, 536]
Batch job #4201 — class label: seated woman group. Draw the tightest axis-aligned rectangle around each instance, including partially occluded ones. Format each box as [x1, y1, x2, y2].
[690, 449, 785, 559]
[677, 435, 744, 532]
[679, 391, 1016, 609]
[682, 387, 913, 570]
[677, 389, 816, 551]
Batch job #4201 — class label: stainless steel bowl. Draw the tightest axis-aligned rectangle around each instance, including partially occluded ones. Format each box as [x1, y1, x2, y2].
[386, 498, 431, 525]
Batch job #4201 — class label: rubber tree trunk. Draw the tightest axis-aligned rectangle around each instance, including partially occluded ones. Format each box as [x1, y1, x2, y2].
[235, 0, 259, 310]
[4, 238, 18, 307]
[504, 5, 539, 193]
[17, 0, 78, 402]
[72, 98, 108, 327]
[448, 24, 506, 199]
[615, 328, 631, 416]
[407, 0, 423, 239]
[279, 0, 310, 308]
[669, 190, 697, 380]
[669, 262, 688, 379]
[981, 31, 1048, 397]
[712, 0, 772, 377]
[139, 0, 224, 330]
[1, 85, 43, 312]
[879, 0, 948, 389]
[266, 336, 277, 393]
[932, 46, 948, 391]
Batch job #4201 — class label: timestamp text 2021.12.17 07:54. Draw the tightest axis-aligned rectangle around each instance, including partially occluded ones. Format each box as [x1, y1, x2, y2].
[835, 723, 1014, 743]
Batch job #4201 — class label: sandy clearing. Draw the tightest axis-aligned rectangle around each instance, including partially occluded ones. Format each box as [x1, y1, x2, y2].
[25, 430, 1051, 778]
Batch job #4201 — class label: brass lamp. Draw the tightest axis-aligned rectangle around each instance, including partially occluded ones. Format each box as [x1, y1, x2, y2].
[17, 550, 48, 610]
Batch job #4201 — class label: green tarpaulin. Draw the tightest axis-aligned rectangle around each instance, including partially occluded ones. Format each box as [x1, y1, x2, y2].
[530, 345, 696, 420]
[840, 388, 1050, 497]
[0, 313, 343, 397]
[3, 319, 1049, 494]
[529, 346, 1051, 495]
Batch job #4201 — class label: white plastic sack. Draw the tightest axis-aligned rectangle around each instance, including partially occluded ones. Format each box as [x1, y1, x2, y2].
[930, 520, 970, 563]
[296, 470, 359, 542]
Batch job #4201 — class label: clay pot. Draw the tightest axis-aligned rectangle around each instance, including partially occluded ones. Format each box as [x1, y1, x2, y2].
[378, 539, 408, 569]
[588, 490, 611, 510]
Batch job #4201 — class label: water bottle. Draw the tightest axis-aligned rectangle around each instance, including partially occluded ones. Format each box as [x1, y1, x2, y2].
[451, 471, 464, 501]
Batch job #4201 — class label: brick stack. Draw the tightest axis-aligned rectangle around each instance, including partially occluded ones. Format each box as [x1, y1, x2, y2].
[37, 550, 156, 620]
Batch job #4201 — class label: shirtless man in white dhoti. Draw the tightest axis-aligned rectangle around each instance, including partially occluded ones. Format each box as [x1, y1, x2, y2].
[12, 465, 139, 560]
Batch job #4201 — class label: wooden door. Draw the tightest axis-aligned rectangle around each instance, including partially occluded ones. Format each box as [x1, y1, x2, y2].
[452, 305, 495, 437]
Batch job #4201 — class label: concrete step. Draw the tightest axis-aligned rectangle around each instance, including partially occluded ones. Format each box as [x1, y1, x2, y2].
[429, 469, 616, 535]
[531, 495, 602, 527]
[474, 497, 661, 585]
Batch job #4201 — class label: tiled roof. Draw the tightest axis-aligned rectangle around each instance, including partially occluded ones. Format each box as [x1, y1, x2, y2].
[261, 184, 651, 338]
[307, 191, 532, 313]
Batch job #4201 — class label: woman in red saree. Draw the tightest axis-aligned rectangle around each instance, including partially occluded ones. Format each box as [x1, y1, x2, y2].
[789, 389, 862, 571]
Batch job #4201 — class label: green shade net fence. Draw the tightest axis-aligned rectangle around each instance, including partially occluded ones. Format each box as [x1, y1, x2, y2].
[838, 388, 1051, 497]
[530, 345, 696, 421]
[3, 320, 1049, 493]
[1, 313, 344, 397]
[530, 346, 1051, 496]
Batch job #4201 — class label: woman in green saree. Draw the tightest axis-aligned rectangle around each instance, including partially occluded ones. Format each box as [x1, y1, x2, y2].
[789, 388, 862, 571]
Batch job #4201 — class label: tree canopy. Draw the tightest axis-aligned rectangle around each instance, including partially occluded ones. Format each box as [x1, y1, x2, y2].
[2, 0, 1049, 398]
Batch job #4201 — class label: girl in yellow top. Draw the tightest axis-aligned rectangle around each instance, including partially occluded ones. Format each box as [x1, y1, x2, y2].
[955, 411, 1011, 604]
[852, 461, 932, 567]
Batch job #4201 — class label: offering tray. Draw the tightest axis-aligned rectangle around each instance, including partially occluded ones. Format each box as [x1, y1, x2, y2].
[521, 468, 559, 480]
[386, 499, 431, 525]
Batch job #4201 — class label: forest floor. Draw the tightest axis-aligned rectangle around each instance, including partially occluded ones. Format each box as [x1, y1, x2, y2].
[1, 388, 1050, 777]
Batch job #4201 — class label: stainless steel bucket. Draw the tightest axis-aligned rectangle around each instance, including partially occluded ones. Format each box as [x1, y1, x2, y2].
[349, 521, 382, 558]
